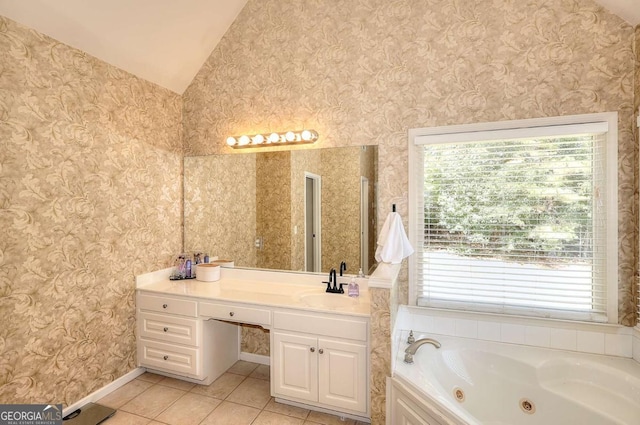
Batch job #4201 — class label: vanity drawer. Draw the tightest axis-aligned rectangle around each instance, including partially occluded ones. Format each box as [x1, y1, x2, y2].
[138, 339, 200, 377]
[139, 312, 200, 346]
[138, 293, 198, 317]
[200, 302, 271, 327]
[274, 311, 368, 341]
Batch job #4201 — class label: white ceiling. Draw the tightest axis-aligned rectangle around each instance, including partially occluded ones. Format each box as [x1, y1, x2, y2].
[596, 0, 640, 28]
[0, 0, 636, 95]
[0, 0, 248, 94]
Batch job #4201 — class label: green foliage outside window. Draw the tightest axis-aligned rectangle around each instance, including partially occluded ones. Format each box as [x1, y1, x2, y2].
[423, 136, 594, 263]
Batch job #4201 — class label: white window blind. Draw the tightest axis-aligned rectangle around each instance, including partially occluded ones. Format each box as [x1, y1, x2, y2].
[410, 117, 618, 323]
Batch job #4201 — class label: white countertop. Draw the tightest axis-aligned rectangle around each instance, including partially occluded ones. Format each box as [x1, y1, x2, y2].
[137, 267, 371, 317]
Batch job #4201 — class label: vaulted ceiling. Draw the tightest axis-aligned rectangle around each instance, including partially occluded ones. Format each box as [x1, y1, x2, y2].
[0, 0, 248, 93]
[0, 0, 636, 94]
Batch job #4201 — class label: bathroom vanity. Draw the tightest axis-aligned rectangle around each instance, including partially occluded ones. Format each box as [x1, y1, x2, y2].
[135, 267, 371, 421]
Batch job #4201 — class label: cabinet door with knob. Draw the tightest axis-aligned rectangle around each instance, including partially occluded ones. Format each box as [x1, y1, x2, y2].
[272, 332, 319, 403]
[272, 331, 367, 414]
[318, 338, 367, 412]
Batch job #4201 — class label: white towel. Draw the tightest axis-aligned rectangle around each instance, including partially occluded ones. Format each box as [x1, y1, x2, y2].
[375, 212, 414, 264]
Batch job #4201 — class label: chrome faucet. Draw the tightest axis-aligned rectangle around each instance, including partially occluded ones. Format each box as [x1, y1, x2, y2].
[404, 337, 441, 364]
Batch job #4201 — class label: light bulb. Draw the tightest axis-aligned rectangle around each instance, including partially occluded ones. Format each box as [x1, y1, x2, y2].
[253, 134, 265, 144]
[226, 136, 237, 146]
[268, 133, 279, 143]
[239, 135, 250, 145]
[285, 131, 295, 142]
[301, 130, 312, 141]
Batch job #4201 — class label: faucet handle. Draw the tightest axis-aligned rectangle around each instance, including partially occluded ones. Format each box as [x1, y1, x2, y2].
[404, 352, 414, 364]
[323, 281, 332, 292]
[407, 330, 415, 344]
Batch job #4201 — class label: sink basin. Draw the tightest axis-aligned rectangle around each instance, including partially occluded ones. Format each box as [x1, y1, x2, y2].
[299, 293, 357, 309]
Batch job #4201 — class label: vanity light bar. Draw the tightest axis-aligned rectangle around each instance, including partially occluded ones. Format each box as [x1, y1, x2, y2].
[226, 130, 319, 149]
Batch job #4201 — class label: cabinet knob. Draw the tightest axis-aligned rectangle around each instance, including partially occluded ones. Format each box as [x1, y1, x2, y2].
[162, 304, 168, 309]
[310, 347, 315, 353]
[163, 355, 168, 360]
[163, 327, 168, 332]
[229, 312, 235, 317]
[318, 348, 324, 354]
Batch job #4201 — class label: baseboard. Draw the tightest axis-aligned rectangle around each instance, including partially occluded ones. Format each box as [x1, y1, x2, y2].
[274, 397, 370, 423]
[239, 352, 270, 365]
[63, 367, 145, 417]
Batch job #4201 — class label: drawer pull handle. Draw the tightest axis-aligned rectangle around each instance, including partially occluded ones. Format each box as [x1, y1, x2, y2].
[162, 304, 168, 309]
[310, 347, 315, 353]
[163, 355, 168, 360]
[319, 348, 324, 354]
[229, 312, 235, 317]
[163, 327, 168, 332]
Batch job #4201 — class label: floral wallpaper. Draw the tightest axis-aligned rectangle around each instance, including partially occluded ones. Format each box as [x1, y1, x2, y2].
[320, 147, 362, 274]
[184, 153, 257, 267]
[183, 0, 637, 421]
[256, 152, 292, 270]
[369, 288, 391, 424]
[635, 25, 639, 325]
[0, 16, 183, 406]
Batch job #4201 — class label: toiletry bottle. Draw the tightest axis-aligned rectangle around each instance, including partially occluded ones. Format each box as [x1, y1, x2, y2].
[186, 259, 192, 278]
[348, 277, 359, 297]
[179, 255, 187, 278]
[204, 253, 209, 263]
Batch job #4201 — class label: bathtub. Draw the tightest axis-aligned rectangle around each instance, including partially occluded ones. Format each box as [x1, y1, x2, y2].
[392, 333, 640, 425]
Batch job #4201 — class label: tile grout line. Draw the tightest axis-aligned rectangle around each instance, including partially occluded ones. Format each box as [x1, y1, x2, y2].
[106, 362, 355, 425]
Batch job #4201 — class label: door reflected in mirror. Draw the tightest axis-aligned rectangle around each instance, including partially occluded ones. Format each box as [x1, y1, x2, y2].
[184, 146, 377, 274]
[305, 172, 321, 272]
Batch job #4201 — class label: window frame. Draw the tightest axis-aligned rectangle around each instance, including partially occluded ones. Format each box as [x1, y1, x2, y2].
[408, 113, 619, 323]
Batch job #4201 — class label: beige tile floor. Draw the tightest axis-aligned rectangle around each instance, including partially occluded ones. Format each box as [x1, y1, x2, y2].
[98, 361, 369, 425]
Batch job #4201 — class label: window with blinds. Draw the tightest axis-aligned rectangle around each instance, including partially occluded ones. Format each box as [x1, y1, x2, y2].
[409, 114, 618, 323]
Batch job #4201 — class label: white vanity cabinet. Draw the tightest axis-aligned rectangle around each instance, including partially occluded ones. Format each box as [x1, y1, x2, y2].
[271, 311, 369, 416]
[135, 269, 371, 421]
[136, 292, 238, 385]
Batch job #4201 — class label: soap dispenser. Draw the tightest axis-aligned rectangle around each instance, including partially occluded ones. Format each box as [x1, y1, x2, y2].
[348, 277, 359, 297]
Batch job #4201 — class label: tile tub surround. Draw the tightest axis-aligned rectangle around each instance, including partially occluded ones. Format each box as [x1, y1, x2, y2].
[395, 306, 635, 360]
[97, 361, 370, 425]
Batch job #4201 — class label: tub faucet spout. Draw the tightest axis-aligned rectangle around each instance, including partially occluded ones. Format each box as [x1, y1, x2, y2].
[404, 338, 441, 364]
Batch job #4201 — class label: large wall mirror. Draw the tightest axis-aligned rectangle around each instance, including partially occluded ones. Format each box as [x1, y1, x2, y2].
[184, 145, 378, 274]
